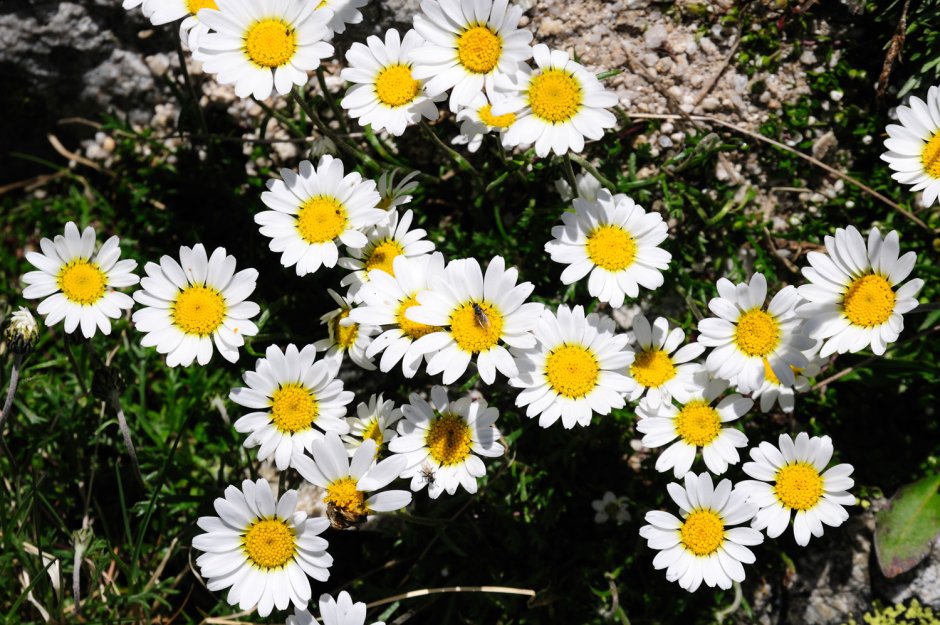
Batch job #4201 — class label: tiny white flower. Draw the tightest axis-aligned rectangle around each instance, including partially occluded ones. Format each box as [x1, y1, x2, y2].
[315, 289, 379, 371]
[592, 491, 631, 524]
[625, 314, 705, 410]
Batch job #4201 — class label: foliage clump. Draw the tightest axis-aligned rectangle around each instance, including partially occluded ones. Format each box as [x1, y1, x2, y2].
[845, 600, 940, 625]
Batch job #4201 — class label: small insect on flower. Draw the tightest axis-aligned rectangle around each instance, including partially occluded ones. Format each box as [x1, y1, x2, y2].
[472, 302, 490, 329]
[418, 462, 437, 488]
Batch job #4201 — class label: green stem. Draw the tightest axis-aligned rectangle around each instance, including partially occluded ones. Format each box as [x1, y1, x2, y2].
[562, 153, 578, 195]
[316, 66, 349, 134]
[175, 37, 209, 138]
[110, 390, 144, 488]
[64, 337, 89, 397]
[568, 153, 618, 192]
[291, 88, 381, 172]
[420, 121, 477, 176]
[254, 98, 307, 140]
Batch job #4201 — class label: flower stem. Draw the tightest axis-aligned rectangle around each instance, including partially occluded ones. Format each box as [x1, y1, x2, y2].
[0, 354, 23, 432]
[316, 66, 348, 134]
[420, 121, 478, 176]
[110, 390, 144, 488]
[175, 37, 209, 138]
[290, 88, 381, 172]
[64, 337, 90, 397]
[568, 153, 618, 192]
[562, 153, 579, 194]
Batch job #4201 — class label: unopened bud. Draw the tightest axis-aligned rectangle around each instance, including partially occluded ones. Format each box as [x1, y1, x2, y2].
[4, 307, 39, 355]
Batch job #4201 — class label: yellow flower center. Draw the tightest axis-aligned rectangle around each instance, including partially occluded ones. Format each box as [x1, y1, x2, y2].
[586, 224, 637, 271]
[296, 196, 347, 244]
[324, 477, 370, 516]
[57, 260, 107, 305]
[478, 103, 516, 128]
[315, 0, 328, 7]
[674, 400, 721, 447]
[449, 301, 504, 354]
[364, 239, 405, 276]
[544, 344, 600, 398]
[630, 349, 677, 388]
[762, 359, 803, 387]
[843, 274, 896, 328]
[425, 412, 473, 466]
[269, 383, 318, 433]
[456, 25, 502, 74]
[172, 285, 227, 336]
[775, 462, 824, 511]
[331, 310, 359, 349]
[361, 419, 383, 447]
[397, 295, 439, 340]
[374, 64, 420, 107]
[242, 518, 296, 569]
[734, 309, 780, 357]
[679, 509, 725, 557]
[528, 69, 583, 123]
[922, 131, 940, 179]
[186, 0, 217, 14]
[244, 19, 297, 69]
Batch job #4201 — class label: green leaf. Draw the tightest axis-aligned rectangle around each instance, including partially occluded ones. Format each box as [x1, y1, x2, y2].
[874, 473, 940, 578]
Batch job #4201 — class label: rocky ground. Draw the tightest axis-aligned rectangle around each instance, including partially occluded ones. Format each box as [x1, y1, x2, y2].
[3, 1, 936, 622]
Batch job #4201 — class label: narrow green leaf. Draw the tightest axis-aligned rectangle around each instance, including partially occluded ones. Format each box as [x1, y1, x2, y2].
[874, 473, 940, 578]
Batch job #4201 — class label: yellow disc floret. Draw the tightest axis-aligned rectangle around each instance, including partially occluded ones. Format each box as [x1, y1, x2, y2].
[456, 25, 502, 74]
[361, 419, 383, 447]
[674, 400, 722, 447]
[186, 0, 217, 13]
[330, 310, 359, 349]
[679, 509, 725, 556]
[242, 518, 296, 569]
[734, 309, 780, 357]
[58, 260, 107, 305]
[425, 412, 473, 466]
[843, 274, 896, 327]
[630, 349, 677, 388]
[544, 344, 600, 398]
[172, 285, 227, 336]
[478, 104, 516, 128]
[270, 383, 318, 433]
[528, 69, 583, 123]
[922, 131, 940, 179]
[364, 239, 405, 276]
[449, 301, 504, 353]
[586, 225, 637, 272]
[775, 462, 824, 511]
[397, 295, 438, 340]
[244, 19, 297, 69]
[374, 64, 420, 107]
[296, 196, 347, 244]
[324, 477, 370, 516]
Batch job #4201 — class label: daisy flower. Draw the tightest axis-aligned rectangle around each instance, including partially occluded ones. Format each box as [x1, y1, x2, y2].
[509, 305, 636, 429]
[349, 253, 447, 378]
[881, 85, 940, 207]
[739, 432, 856, 546]
[22, 222, 139, 339]
[192, 478, 332, 617]
[196, 0, 334, 100]
[287, 591, 385, 625]
[294, 433, 412, 529]
[341, 29, 442, 137]
[625, 313, 705, 409]
[545, 190, 671, 308]
[342, 393, 402, 456]
[316, 0, 366, 35]
[451, 92, 516, 153]
[338, 208, 435, 301]
[796, 226, 924, 357]
[410, 0, 533, 111]
[140, 0, 214, 50]
[697, 272, 815, 392]
[315, 289, 378, 371]
[592, 491, 630, 525]
[230, 343, 353, 471]
[639, 472, 763, 592]
[492, 44, 618, 157]
[388, 386, 504, 498]
[406, 255, 543, 384]
[132, 244, 259, 366]
[257, 156, 384, 277]
[376, 170, 420, 213]
[636, 378, 752, 478]
[746, 346, 825, 414]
